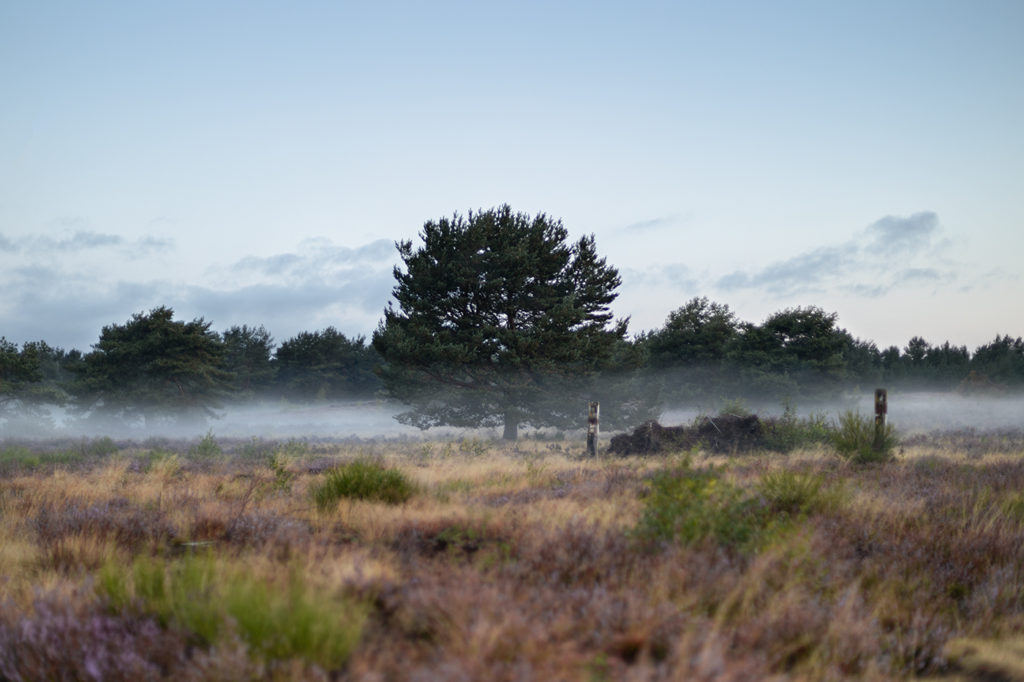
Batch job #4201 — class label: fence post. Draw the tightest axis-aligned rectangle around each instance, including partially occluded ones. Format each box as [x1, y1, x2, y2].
[873, 388, 888, 452]
[586, 401, 600, 457]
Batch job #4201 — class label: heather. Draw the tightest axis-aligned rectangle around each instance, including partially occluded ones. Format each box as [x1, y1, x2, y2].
[1, 431, 1023, 679]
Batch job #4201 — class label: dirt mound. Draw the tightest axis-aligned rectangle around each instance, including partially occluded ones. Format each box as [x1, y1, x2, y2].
[608, 414, 765, 456]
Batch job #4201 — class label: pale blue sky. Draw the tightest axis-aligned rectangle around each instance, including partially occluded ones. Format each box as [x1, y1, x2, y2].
[2, 1, 1022, 352]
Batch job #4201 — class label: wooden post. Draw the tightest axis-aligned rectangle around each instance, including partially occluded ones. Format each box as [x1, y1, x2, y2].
[873, 388, 887, 452]
[586, 401, 600, 457]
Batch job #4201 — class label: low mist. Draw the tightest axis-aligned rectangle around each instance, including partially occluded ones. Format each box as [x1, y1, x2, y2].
[2, 391, 1021, 443]
[664, 390, 1024, 435]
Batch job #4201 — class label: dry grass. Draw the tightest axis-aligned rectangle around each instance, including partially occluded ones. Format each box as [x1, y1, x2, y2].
[2, 434, 1024, 679]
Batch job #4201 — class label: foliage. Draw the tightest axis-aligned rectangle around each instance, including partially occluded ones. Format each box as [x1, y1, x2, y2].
[0, 338, 68, 423]
[757, 470, 834, 515]
[970, 334, 1024, 387]
[9, 436, 1024, 678]
[189, 430, 222, 458]
[0, 593, 186, 682]
[275, 327, 380, 400]
[72, 306, 232, 424]
[312, 458, 416, 510]
[221, 324, 276, 397]
[373, 205, 627, 439]
[830, 410, 898, 463]
[640, 297, 739, 402]
[98, 553, 366, 670]
[762, 402, 831, 452]
[635, 458, 769, 550]
[724, 306, 853, 400]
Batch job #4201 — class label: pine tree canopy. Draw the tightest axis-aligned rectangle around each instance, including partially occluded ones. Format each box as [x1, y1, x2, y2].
[372, 205, 627, 439]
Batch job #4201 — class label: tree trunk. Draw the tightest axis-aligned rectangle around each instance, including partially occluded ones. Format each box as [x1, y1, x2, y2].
[502, 415, 518, 441]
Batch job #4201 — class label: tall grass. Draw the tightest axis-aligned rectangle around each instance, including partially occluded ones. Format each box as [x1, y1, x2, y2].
[635, 458, 769, 550]
[98, 553, 366, 670]
[312, 457, 416, 510]
[830, 410, 898, 463]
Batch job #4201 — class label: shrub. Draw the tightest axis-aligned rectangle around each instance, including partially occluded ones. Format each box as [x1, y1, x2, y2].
[0, 593, 186, 682]
[312, 458, 416, 510]
[758, 470, 834, 516]
[635, 458, 767, 550]
[189, 430, 222, 459]
[762, 403, 831, 453]
[81, 436, 119, 457]
[98, 554, 366, 670]
[830, 410, 898, 463]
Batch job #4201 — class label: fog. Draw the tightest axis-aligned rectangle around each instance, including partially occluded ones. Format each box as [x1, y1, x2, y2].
[2, 391, 1022, 443]
[664, 390, 1024, 435]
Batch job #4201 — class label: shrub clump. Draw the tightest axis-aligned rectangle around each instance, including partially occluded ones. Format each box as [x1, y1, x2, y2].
[97, 553, 366, 671]
[757, 469, 836, 516]
[312, 458, 416, 510]
[830, 410, 898, 463]
[635, 458, 768, 550]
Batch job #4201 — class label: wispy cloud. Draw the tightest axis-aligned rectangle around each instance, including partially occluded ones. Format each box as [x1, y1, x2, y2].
[1, 237, 398, 350]
[865, 211, 938, 253]
[231, 238, 394, 281]
[621, 263, 699, 291]
[714, 211, 963, 299]
[618, 213, 690, 234]
[1, 230, 172, 256]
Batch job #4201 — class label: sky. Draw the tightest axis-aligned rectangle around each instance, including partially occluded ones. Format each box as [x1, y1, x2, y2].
[2, 1, 1022, 355]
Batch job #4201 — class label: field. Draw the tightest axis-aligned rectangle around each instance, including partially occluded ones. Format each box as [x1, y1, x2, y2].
[3, 429, 1024, 681]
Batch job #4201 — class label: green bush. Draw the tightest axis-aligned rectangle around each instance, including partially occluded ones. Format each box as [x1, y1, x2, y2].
[635, 458, 767, 550]
[312, 458, 416, 510]
[81, 436, 119, 457]
[98, 554, 366, 669]
[758, 470, 832, 516]
[830, 410, 898, 463]
[763, 403, 832, 453]
[189, 430, 222, 459]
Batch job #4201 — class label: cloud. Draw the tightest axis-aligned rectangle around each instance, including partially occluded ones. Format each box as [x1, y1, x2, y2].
[621, 263, 699, 291]
[0, 237, 399, 350]
[135, 235, 175, 253]
[231, 239, 394, 280]
[865, 211, 938, 254]
[2, 229, 172, 256]
[24, 230, 125, 252]
[717, 245, 853, 295]
[619, 214, 683, 233]
[712, 211, 960, 299]
[233, 253, 304, 276]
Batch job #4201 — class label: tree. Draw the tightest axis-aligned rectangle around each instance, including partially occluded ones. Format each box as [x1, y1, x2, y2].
[222, 324, 276, 397]
[641, 297, 739, 403]
[372, 205, 626, 439]
[970, 335, 1024, 387]
[725, 306, 851, 399]
[644, 297, 739, 367]
[274, 328, 380, 400]
[0, 339, 67, 426]
[74, 307, 232, 425]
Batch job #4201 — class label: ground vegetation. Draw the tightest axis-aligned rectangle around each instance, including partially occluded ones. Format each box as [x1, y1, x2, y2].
[1, 430, 1023, 679]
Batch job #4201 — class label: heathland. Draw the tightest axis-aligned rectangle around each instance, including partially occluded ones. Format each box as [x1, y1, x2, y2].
[2, 424, 1024, 680]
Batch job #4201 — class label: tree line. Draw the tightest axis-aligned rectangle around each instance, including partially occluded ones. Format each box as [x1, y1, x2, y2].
[2, 205, 1022, 435]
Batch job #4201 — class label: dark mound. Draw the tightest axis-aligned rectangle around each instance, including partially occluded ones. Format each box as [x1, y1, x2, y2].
[608, 414, 765, 456]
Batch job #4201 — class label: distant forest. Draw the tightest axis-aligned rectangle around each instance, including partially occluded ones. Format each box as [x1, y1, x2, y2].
[2, 297, 1022, 429]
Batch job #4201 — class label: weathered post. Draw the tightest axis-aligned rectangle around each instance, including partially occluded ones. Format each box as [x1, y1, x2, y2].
[586, 401, 600, 457]
[873, 388, 888, 452]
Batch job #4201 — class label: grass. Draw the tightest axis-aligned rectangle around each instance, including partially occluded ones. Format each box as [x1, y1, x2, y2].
[2, 432, 1024, 679]
[97, 553, 366, 669]
[831, 409, 899, 463]
[312, 457, 417, 510]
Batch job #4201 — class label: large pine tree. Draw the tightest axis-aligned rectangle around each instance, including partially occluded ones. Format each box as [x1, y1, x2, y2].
[372, 205, 626, 439]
